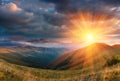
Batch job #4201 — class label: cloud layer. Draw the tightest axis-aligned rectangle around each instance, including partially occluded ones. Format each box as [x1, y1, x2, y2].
[0, 0, 120, 42]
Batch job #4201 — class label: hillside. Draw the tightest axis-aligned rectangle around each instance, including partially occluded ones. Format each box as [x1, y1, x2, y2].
[0, 59, 119, 81]
[0, 43, 119, 81]
[113, 44, 120, 49]
[0, 46, 64, 69]
[50, 43, 120, 70]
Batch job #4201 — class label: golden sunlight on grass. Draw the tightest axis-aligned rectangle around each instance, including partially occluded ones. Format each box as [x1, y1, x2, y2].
[0, 47, 30, 54]
[0, 48, 15, 54]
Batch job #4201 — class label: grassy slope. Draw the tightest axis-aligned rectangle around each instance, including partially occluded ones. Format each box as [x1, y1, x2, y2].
[0, 47, 63, 69]
[51, 43, 120, 70]
[0, 44, 119, 81]
[0, 59, 119, 81]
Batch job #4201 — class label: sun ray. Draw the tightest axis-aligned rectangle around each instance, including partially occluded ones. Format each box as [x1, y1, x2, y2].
[62, 11, 118, 44]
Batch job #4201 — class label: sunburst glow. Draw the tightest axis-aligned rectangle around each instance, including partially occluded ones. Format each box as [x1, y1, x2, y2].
[86, 34, 94, 41]
[62, 11, 119, 45]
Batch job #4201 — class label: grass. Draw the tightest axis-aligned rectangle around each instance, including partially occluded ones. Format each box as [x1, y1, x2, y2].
[0, 59, 119, 81]
[0, 44, 119, 81]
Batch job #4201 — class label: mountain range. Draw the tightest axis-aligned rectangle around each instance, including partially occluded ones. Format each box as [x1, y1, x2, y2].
[0, 43, 119, 81]
[0, 43, 119, 70]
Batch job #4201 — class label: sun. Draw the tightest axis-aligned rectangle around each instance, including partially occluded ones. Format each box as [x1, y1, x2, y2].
[61, 11, 118, 44]
[84, 33, 95, 43]
[87, 34, 94, 41]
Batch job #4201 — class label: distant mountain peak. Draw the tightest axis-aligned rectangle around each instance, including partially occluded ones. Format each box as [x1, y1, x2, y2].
[86, 43, 111, 48]
[90, 43, 110, 46]
[112, 44, 120, 49]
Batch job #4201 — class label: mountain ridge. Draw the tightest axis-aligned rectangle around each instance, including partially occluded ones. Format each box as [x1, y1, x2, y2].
[50, 43, 120, 70]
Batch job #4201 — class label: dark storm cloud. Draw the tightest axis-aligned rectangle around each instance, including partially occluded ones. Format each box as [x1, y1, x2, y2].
[103, 0, 120, 5]
[0, 3, 33, 25]
[40, 0, 69, 11]
[41, 0, 120, 13]
[41, 0, 83, 12]
[0, 1, 67, 38]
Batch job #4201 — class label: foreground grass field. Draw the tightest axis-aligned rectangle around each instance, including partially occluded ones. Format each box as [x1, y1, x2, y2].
[0, 59, 119, 81]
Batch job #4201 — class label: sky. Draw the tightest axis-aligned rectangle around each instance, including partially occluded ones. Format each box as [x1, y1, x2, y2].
[0, 0, 120, 44]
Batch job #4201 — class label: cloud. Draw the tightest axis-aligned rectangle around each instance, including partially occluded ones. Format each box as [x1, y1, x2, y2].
[0, 2, 33, 25]
[1, 2, 22, 12]
[0, 0, 120, 40]
[0, 2, 67, 38]
[40, 0, 120, 13]
[103, 0, 120, 5]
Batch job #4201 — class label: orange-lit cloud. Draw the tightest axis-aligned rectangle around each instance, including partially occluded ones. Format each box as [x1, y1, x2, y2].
[1, 2, 22, 12]
[8, 3, 21, 12]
